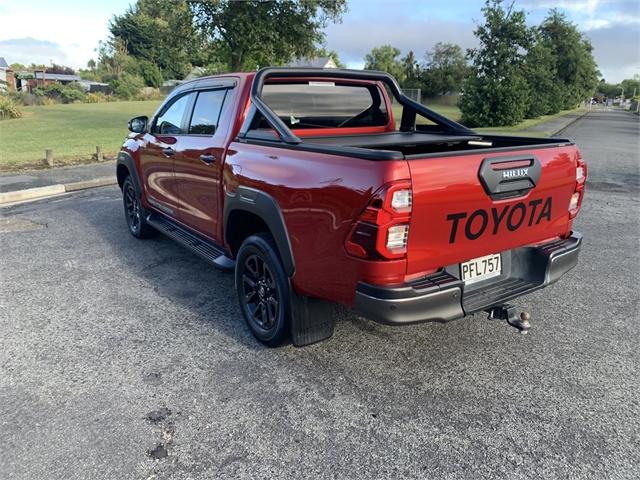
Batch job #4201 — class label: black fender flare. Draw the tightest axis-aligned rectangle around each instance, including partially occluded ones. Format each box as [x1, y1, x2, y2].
[224, 186, 295, 277]
[116, 151, 142, 194]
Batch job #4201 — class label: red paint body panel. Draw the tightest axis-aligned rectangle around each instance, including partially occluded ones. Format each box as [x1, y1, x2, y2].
[406, 146, 580, 275]
[225, 141, 410, 304]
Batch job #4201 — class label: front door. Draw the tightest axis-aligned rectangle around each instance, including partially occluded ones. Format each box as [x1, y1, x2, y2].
[140, 92, 194, 217]
[174, 87, 234, 242]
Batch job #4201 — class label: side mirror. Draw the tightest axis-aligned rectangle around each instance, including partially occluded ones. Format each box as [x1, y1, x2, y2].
[128, 116, 148, 133]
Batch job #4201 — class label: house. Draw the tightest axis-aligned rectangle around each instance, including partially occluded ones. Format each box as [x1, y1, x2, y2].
[0, 57, 16, 91]
[17, 70, 81, 92]
[287, 56, 337, 69]
[33, 70, 81, 86]
[79, 79, 110, 93]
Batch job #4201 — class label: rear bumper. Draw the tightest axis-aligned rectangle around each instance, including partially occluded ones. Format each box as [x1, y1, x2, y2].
[354, 231, 582, 325]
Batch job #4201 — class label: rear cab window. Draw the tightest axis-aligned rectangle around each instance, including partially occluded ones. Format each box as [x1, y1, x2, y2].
[188, 90, 228, 135]
[259, 82, 389, 131]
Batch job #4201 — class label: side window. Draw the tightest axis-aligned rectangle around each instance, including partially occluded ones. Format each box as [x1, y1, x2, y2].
[152, 93, 193, 135]
[188, 89, 228, 135]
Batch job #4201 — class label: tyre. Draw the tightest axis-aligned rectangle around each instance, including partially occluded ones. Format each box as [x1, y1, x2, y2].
[235, 233, 291, 347]
[122, 176, 156, 239]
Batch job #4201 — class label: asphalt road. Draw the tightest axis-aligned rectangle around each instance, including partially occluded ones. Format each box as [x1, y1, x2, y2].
[1, 109, 638, 480]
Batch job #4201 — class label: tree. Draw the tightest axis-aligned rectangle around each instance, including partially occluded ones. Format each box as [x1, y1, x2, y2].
[110, 0, 204, 80]
[539, 10, 599, 109]
[422, 42, 467, 96]
[96, 37, 134, 80]
[459, 0, 531, 127]
[620, 75, 640, 99]
[523, 31, 563, 117]
[596, 80, 619, 98]
[191, 0, 347, 72]
[46, 64, 76, 75]
[364, 45, 405, 83]
[401, 51, 421, 88]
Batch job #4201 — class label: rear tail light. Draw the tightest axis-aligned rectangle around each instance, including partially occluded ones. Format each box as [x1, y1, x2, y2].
[569, 154, 587, 218]
[390, 189, 412, 212]
[387, 224, 409, 250]
[568, 192, 581, 211]
[346, 181, 412, 260]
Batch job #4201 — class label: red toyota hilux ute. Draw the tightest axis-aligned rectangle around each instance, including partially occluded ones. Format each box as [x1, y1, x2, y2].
[117, 68, 586, 347]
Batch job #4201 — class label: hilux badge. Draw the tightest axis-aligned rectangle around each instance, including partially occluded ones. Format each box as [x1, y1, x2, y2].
[502, 168, 529, 179]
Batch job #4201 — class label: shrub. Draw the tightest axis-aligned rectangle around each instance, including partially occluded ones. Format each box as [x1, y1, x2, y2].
[135, 87, 164, 101]
[33, 82, 86, 104]
[0, 95, 23, 120]
[86, 92, 112, 103]
[110, 74, 145, 99]
[59, 84, 87, 104]
[136, 60, 164, 88]
[6, 91, 41, 106]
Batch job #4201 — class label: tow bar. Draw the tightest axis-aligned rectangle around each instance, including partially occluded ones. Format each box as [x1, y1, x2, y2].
[486, 304, 531, 334]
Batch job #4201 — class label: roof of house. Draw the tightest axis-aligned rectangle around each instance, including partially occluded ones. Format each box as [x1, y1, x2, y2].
[287, 56, 337, 69]
[79, 79, 109, 86]
[34, 71, 81, 81]
[0, 57, 9, 69]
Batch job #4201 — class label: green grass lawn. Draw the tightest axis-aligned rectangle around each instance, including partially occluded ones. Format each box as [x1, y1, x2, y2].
[0, 101, 161, 169]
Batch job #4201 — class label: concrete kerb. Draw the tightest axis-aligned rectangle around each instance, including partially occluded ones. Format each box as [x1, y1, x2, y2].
[0, 176, 117, 205]
[550, 110, 590, 136]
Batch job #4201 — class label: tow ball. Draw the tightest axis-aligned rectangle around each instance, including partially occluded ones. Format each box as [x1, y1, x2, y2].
[486, 304, 531, 334]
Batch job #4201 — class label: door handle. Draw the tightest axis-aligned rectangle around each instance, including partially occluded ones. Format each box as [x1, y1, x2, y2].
[199, 154, 216, 165]
[162, 147, 175, 157]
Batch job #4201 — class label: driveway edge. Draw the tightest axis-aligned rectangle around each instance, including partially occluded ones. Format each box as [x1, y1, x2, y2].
[0, 176, 117, 205]
[551, 110, 590, 136]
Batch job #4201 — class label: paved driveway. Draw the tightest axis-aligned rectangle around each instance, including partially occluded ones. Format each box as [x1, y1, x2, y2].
[1, 110, 638, 479]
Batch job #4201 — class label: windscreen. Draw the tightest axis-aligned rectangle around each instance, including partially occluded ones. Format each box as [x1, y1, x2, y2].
[261, 82, 389, 129]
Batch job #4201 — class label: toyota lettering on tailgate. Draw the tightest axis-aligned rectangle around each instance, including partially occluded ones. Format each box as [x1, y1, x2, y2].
[446, 197, 552, 243]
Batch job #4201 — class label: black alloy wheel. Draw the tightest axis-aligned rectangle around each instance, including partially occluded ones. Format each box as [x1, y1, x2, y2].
[235, 233, 290, 346]
[122, 176, 156, 238]
[124, 180, 141, 234]
[241, 254, 280, 330]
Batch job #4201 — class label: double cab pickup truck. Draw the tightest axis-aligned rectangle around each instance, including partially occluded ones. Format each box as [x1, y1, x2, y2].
[117, 67, 586, 346]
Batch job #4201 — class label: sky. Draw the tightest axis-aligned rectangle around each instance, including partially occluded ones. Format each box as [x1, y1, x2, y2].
[0, 0, 638, 83]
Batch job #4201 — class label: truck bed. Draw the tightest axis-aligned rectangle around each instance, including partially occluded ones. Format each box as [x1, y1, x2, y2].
[241, 129, 574, 160]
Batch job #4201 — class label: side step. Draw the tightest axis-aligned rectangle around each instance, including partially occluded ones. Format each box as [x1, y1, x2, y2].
[146, 212, 235, 271]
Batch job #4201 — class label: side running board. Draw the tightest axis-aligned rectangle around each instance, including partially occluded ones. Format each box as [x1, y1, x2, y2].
[146, 212, 235, 271]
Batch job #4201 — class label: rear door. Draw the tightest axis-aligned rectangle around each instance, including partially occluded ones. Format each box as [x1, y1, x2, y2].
[173, 81, 236, 242]
[141, 92, 195, 217]
[406, 145, 580, 275]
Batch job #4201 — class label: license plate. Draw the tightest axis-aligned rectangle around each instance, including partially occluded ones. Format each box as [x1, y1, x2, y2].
[461, 253, 502, 285]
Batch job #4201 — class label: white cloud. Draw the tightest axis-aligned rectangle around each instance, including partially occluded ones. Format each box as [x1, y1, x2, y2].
[0, 6, 111, 69]
[0, 37, 68, 66]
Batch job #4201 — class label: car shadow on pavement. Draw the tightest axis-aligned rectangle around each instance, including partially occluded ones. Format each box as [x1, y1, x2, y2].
[76, 197, 273, 350]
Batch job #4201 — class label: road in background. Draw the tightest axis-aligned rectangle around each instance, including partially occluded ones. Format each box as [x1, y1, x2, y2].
[1, 110, 638, 479]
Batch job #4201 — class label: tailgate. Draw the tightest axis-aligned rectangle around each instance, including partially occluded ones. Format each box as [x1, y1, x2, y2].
[406, 145, 580, 275]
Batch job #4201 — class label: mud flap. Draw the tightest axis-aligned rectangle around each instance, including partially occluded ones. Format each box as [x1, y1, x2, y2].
[289, 293, 335, 347]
